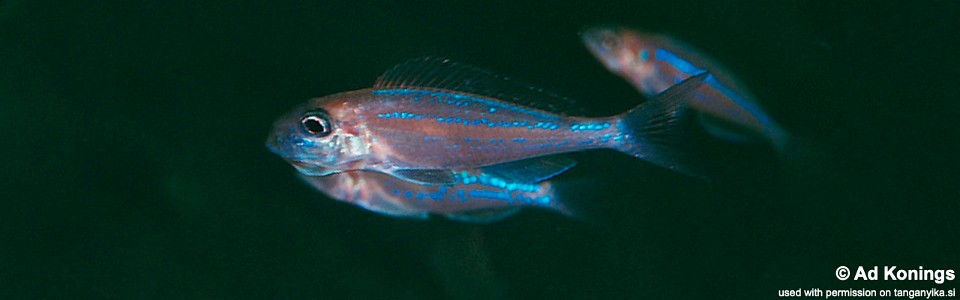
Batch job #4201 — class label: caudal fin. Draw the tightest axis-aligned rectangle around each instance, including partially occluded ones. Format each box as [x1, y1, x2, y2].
[618, 72, 709, 177]
[543, 176, 609, 227]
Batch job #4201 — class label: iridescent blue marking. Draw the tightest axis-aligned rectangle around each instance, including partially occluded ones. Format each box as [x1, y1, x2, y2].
[489, 108, 497, 113]
[526, 121, 559, 131]
[469, 190, 512, 202]
[431, 186, 446, 201]
[293, 137, 317, 148]
[377, 111, 424, 120]
[537, 196, 550, 204]
[639, 49, 650, 61]
[383, 110, 556, 131]
[600, 133, 612, 143]
[536, 196, 551, 205]
[404, 191, 412, 199]
[514, 193, 551, 205]
[456, 189, 466, 202]
[570, 122, 610, 132]
[703, 75, 775, 128]
[457, 171, 540, 193]
[372, 89, 561, 121]
[655, 48, 704, 75]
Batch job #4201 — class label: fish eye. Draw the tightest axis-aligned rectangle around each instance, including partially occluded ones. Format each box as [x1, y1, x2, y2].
[602, 34, 621, 50]
[300, 109, 332, 137]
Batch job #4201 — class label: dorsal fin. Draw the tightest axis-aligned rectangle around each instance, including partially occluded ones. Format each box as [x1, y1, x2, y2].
[374, 57, 582, 115]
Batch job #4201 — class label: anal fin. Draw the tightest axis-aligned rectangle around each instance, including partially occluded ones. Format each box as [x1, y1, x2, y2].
[445, 207, 521, 223]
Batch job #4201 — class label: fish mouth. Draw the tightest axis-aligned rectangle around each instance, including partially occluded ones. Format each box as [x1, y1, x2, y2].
[265, 132, 286, 157]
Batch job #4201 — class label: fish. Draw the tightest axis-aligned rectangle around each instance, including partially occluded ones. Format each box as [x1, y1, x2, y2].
[298, 169, 568, 223]
[580, 26, 790, 149]
[266, 57, 707, 186]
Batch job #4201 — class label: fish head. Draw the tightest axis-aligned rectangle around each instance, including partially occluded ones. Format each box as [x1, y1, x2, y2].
[580, 26, 660, 81]
[266, 90, 372, 175]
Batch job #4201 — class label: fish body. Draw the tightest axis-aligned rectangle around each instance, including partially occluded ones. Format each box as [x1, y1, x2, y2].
[267, 57, 707, 184]
[581, 26, 789, 148]
[277, 87, 617, 170]
[299, 169, 565, 223]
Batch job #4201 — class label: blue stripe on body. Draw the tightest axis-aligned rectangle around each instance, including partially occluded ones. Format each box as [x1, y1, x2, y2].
[703, 75, 775, 128]
[373, 89, 561, 121]
[654, 48, 705, 76]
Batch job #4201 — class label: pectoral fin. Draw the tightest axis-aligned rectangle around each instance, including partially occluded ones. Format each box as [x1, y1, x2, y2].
[388, 169, 458, 185]
[477, 156, 577, 183]
[386, 156, 576, 186]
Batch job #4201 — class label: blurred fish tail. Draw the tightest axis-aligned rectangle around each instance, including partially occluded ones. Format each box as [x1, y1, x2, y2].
[776, 135, 837, 175]
[769, 130, 794, 154]
[547, 177, 607, 226]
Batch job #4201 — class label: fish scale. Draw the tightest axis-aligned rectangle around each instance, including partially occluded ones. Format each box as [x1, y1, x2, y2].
[357, 89, 624, 169]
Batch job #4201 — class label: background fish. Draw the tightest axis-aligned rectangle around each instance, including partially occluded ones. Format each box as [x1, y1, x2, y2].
[298, 169, 570, 223]
[580, 26, 790, 150]
[267, 57, 708, 185]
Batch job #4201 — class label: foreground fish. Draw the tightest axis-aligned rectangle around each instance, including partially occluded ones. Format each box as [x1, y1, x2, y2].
[299, 170, 568, 223]
[267, 57, 707, 185]
[581, 26, 789, 149]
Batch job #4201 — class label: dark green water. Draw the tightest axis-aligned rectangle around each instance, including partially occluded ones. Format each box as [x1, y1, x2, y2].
[2, 0, 958, 299]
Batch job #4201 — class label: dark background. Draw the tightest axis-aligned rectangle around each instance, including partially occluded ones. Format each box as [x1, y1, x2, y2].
[2, 0, 958, 298]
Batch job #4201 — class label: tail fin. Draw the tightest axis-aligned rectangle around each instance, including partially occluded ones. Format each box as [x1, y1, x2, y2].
[545, 176, 610, 227]
[769, 130, 794, 154]
[618, 72, 709, 177]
